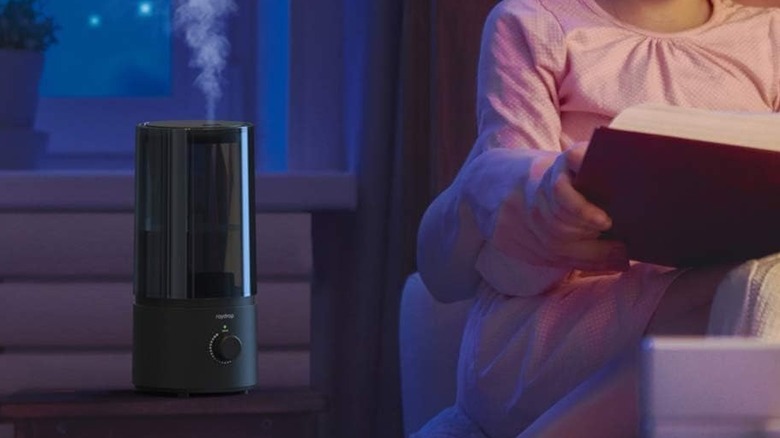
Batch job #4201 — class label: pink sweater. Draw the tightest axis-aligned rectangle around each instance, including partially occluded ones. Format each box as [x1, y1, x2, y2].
[416, 0, 780, 435]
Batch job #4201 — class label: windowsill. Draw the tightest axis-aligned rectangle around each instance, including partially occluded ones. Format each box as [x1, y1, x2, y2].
[0, 170, 357, 212]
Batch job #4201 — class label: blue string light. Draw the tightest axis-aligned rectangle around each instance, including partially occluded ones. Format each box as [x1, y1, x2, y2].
[139, 2, 153, 17]
[87, 14, 101, 27]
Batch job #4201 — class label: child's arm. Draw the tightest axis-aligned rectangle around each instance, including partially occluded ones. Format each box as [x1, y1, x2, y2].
[417, 0, 626, 302]
[417, 148, 568, 302]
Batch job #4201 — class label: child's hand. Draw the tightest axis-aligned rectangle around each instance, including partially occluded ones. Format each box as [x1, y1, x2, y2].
[492, 143, 630, 272]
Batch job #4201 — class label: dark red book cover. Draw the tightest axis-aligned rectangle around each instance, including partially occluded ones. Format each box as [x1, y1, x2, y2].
[574, 127, 780, 267]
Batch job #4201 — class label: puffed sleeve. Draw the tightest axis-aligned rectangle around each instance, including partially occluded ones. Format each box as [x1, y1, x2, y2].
[416, 0, 572, 301]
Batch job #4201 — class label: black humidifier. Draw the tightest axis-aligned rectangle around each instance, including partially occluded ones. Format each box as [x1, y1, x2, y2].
[133, 121, 257, 395]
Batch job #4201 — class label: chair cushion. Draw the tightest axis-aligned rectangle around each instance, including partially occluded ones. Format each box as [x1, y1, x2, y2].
[410, 406, 488, 438]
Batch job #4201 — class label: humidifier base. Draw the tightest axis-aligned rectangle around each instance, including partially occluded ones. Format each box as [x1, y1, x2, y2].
[132, 297, 257, 395]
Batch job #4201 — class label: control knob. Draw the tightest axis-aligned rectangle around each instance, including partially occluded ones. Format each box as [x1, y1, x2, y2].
[211, 333, 242, 362]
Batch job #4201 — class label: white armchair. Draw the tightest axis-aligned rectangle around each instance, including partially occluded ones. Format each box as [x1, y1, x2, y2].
[398, 273, 474, 436]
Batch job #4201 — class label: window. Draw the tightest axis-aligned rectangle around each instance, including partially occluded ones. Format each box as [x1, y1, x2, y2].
[41, 0, 172, 98]
[256, 0, 288, 172]
[35, 0, 289, 172]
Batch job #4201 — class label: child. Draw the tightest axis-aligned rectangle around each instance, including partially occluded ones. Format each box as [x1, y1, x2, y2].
[416, 0, 780, 436]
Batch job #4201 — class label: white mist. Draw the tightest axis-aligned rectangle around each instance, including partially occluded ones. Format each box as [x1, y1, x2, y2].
[174, 0, 237, 120]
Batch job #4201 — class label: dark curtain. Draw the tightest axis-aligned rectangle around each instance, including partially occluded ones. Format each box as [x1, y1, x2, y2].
[430, 0, 497, 192]
[340, 0, 407, 435]
[310, 0, 407, 436]
[310, 0, 496, 436]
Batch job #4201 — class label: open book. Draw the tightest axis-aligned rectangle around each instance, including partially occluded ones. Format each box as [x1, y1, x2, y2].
[574, 103, 780, 268]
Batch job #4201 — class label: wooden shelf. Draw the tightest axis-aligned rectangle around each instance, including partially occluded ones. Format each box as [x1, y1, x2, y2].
[0, 388, 326, 438]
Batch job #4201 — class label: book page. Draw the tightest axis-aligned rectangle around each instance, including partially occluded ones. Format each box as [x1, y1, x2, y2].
[609, 104, 780, 152]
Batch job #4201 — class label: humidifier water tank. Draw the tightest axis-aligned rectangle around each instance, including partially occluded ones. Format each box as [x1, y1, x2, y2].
[133, 121, 257, 395]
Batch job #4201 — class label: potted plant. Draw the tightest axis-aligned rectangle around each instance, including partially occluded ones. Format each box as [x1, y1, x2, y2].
[0, 0, 57, 168]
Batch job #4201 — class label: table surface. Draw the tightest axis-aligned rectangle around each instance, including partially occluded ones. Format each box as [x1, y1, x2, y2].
[0, 388, 327, 421]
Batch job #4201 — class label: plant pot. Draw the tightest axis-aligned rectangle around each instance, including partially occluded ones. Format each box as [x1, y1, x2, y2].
[0, 48, 44, 128]
[0, 49, 47, 168]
